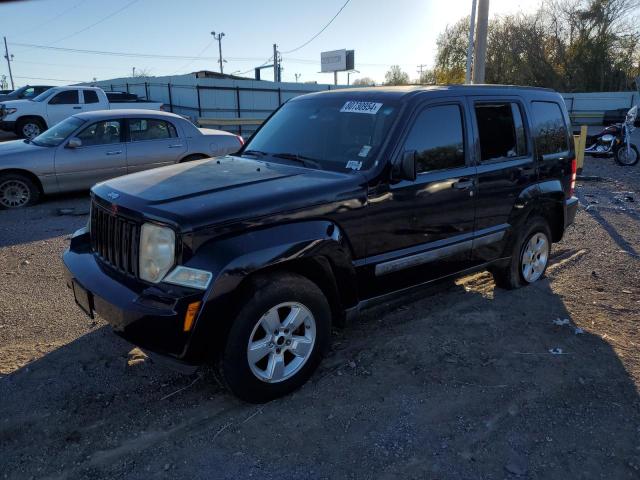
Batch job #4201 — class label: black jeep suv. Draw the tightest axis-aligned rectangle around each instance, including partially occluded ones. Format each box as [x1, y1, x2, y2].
[64, 85, 579, 402]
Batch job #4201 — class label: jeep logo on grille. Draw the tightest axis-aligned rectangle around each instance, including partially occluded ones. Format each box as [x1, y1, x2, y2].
[106, 192, 120, 200]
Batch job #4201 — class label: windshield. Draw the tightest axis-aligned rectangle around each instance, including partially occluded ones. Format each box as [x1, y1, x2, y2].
[242, 96, 400, 172]
[31, 117, 84, 147]
[33, 88, 57, 102]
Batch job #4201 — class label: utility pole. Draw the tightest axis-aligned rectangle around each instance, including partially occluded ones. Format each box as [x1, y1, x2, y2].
[3, 37, 15, 90]
[465, 0, 477, 84]
[295, 73, 301, 82]
[273, 44, 279, 82]
[417, 64, 427, 81]
[472, 0, 489, 83]
[211, 31, 225, 74]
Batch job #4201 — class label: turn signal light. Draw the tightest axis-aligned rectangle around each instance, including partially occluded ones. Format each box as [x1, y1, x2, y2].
[183, 301, 202, 332]
[569, 158, 577, 197]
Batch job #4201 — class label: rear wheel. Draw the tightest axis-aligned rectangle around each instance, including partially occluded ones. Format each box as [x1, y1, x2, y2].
[220, 272, 331, 403]
[16, 118, 45, 139]
[0, 173, 40, 209]
[179, 154, 208, 163]
[491, 216, 551, 289]
[614, 143, 639, 166]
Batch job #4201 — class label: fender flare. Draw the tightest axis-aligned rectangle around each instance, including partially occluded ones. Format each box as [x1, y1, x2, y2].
[181, 220, 358, 361]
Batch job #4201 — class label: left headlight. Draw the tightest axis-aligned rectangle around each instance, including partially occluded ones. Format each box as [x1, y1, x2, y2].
[139, 223, 175, 283]
[4, 108, 17, 115]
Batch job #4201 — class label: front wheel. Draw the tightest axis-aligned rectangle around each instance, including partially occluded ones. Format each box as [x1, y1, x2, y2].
[16, 118, 45, 139]
[220, 272, 331, 403]
[491, 217, 551, 290]
[614, 143, 639, 166]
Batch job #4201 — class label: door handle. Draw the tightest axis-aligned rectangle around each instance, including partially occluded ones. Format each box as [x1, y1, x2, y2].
[73, 106, 82, 109]
[453, 178, 474, 189]
[106, 150, 122, 155]
[168, 144, 184, 148]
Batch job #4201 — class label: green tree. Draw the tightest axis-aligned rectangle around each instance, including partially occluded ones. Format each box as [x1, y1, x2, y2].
[384, 65, 410, 85]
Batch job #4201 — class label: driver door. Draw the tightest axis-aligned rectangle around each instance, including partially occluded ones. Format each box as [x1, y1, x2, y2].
[54, 119, 127, 192]
[46, 89, 81, 126]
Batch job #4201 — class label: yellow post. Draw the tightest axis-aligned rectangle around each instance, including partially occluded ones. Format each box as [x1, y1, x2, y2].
[573, 125, 587, 173]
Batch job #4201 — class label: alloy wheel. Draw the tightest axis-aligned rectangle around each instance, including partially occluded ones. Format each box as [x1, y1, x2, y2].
[521, 232, 549, 283]
[0, 179, 31, 208]
[22, 122, 41, 139]
[247, 302, 316, 383]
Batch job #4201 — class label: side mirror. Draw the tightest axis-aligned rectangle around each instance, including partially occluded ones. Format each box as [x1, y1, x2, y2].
[393, 150, 417, 182]
[66, 137, 82, 149]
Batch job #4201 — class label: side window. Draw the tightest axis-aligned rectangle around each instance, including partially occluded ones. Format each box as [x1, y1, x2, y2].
[474, 102, 527, 161]
[128, 119, 177, 141]
[83, 90, 100, 104]
[403, 104, 465, 173]
[77, 120, 122, 146]
[530, 101, 569, 155]
[49, 90, 79, 105]
[21, 87, 35, 99]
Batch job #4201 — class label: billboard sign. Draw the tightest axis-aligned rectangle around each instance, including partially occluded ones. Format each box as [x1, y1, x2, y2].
[321, 49, 355, 72]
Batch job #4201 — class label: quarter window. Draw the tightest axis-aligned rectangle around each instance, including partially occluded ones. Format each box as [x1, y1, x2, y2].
[84, 90, 100, 104]
[474, 102, 527, 161]
[403, 104, 465, 173]
[531, 101, 569, 155]
[128, 119, 177, 141]
[77, 120, 122, 146]
[49, 90, 79, 105]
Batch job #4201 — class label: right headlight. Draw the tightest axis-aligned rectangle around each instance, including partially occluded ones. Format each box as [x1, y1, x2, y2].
[139, 223, 175, 283]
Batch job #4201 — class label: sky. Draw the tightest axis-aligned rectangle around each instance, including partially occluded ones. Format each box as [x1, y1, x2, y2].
[1, 0, 543, 88]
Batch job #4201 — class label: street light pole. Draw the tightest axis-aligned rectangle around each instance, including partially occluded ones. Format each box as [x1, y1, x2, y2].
[211, 31, 225, 74]
[472, 0, 489, 83]
[3, 37, 15, 90]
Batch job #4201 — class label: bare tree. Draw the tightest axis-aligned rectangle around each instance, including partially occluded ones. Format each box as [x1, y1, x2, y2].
[352, 77, 376, 86]
[384, 65, 410, 85]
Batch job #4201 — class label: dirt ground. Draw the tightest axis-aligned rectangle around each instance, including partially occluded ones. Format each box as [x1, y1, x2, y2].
[1, 144, 640, 478]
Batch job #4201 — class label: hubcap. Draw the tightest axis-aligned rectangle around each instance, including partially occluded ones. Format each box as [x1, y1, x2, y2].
[618, 147, 637, 165]
[521, 232, 549, 283]
[0, 179, 30, 208]
[22, 122, 40, 139]
[247, 302, 316, 383]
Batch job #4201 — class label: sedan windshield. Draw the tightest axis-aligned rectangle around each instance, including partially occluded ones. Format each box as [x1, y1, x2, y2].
[31, 117, 84, 147]
[242, 96, 399, 172]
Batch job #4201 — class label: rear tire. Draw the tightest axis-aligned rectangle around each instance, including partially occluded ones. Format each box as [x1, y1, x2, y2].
[614, 143, 639, 166]
[0, 173, 41, 209]
[220, 272, 331, 403]
[491, 216, 552, 290]
[179, 154, 208, 163]
[16, 118, 46, 139]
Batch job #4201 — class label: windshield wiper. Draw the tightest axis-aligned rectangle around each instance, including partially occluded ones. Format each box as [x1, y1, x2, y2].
[241, 149, 268, 157]
[271, 152, 323, 170]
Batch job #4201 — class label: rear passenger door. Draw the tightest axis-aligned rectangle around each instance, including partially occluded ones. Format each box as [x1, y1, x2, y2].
[468, 96, 536, 263]
[125, 118, 187, 173]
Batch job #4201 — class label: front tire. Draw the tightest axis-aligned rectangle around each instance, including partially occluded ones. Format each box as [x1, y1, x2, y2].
[220, 272, 331, 403]
[491, 217, 551, 290]
[16, 118, 45, 139]
[0, 173, 41, 209]
[614, 143, 639, 166]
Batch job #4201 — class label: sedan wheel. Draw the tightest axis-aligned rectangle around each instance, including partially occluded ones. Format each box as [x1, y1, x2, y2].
[247, 302, 317, 383]
[521, 232, 549, 283]
[0, 178, 31, 208]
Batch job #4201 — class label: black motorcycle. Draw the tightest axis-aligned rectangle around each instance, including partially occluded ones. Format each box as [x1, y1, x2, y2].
[584, 106, 639, 166]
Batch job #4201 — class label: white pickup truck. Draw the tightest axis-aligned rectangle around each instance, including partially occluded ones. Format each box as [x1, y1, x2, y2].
[0, 86, 164, 138]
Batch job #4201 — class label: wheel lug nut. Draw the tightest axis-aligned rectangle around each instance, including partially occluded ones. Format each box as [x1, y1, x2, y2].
[286, 340, 291, 345]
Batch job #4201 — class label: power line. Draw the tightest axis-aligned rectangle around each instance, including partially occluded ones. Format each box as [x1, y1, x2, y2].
[14, 75, 88, 83]
[281, 0, 351, 54]
[11, 0, 88, 39]
[169, 38, 217, 75]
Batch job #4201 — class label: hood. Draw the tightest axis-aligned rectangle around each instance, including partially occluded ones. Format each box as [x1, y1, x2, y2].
[0, 99, 31, 108]
[93, 156, 366, 231]
[0, 139, 45, 158]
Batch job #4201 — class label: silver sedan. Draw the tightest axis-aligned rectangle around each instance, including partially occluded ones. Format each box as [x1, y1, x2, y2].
[0, 109, 243, 208]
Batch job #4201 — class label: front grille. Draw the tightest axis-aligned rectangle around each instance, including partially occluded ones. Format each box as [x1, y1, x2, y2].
[90, 201, 141, 277]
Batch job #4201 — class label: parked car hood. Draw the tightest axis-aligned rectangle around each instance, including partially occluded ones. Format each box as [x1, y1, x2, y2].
[0, 139, 47, 158]
[92, 156, 367, 232]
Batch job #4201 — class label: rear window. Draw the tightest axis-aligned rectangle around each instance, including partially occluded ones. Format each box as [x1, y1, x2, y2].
[530, 101, 569, 156]
[84, 90, 100, 104]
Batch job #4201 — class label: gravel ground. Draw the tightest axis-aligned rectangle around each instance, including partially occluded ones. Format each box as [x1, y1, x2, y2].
[0, 131, 639, 479]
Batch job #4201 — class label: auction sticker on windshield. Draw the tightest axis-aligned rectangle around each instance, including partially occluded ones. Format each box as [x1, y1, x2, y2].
[340, 101, 383, 115]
